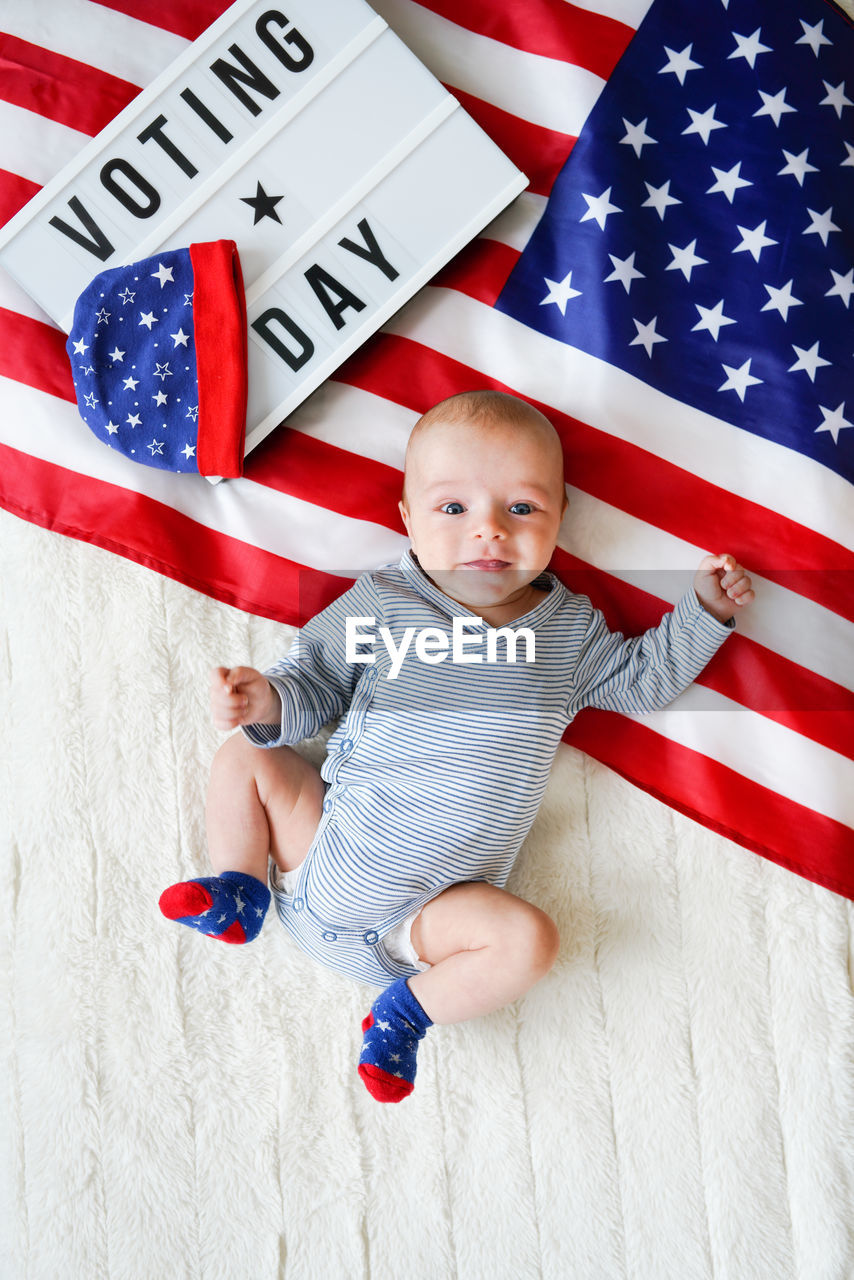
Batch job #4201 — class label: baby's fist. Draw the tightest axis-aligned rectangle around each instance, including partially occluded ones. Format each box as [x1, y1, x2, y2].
[210, 665, 279, 731]
[694, 554, 754, 624]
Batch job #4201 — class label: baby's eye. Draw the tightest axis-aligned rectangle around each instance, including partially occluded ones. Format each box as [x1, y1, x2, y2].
[440, 502, 465, 515]
[509, 502, 534, 515]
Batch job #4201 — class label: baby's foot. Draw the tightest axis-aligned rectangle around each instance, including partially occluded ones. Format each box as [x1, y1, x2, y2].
[358, 977, 433, 1102]
[159, 871, 270, 943]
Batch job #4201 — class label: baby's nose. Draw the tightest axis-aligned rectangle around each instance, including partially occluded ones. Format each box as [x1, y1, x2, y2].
[475, 507, 508, 538]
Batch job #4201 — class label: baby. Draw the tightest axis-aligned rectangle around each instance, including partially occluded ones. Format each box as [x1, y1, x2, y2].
[159, 390, 753, 1102]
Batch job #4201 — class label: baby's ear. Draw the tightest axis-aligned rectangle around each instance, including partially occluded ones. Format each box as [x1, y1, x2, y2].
[398, 498, 411, 534]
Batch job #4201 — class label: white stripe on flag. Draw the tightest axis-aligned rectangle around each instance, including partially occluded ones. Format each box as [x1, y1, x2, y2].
[0, 101, 90, 187]
[287, 380, 413, 469]
[1, 0, 186, 85]
[638, 692, 854, 827]
[372, 0, 606, 135]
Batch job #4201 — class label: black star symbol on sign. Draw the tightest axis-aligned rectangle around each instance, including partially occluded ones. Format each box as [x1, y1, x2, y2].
[240, 182, 285, 225]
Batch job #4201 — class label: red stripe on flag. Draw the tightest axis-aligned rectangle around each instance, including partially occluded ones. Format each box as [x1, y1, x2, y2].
[335, 334, 854, 618]
[0, 33, 140, 135]
[89, 0, 231, 41]
[414, 0, 635, 81]
[432, 238, 523, 306]
[567, 709, 854, 899]
[246, 428, 406, 533]
[0, 442, 347, 624]
[0, 169, 41, 228]
[0, 309, 75, 402]
[445, 87, 575, 197]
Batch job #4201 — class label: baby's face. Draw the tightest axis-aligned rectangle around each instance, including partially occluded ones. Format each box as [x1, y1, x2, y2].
[398, 415, 567, 616]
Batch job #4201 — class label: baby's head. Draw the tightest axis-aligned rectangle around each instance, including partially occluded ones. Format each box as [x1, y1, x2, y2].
[399, 390, 567, 616]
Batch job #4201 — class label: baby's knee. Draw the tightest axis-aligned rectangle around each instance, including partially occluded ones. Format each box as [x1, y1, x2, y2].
[210, 729, 257, 782]
[512, 902, 561, 977]
[527, 906, 560, 972]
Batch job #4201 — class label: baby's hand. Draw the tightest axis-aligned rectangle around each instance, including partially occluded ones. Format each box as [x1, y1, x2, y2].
[210, 666, 281, 731]
[694, 554, 754, 624]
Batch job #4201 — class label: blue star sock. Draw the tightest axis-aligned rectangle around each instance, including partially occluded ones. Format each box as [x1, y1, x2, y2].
[159, 871, 270, 943]
[358, 977, 433, 1102]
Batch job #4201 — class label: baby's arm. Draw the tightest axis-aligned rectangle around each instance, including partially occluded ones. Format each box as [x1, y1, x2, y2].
[210, 666, 281, 732]
[693, 554, 754, 624]
[567, 554, 754, 718]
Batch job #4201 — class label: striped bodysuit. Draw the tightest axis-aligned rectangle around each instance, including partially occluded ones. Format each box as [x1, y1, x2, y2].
[243, 551, 732, 986]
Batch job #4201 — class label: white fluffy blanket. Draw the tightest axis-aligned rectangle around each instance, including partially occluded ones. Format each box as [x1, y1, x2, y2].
[2, 506, 852, 1280]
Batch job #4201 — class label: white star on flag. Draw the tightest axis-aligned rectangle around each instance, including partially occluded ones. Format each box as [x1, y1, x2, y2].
[666, 239, 707, 281]
[629, 316, 667, 356]
[126, 413, 141, 428]
[579, 187, 621, 229]
[154, 362, 173, 382]
[728, 28, 771, 69]
[108, 347, 125, 363]
[796, 18, 832, 56]
[788, 342, 830, 382]
[820, 80, 852, 117]
[604, 252, 644, 293]
[181, 444, 196, 460]
[718, 358, 762, 400]
[151, 263, 174, 287]
[540, 271, 582, 314]
[707, 161, 751, 202]
[118, 287, 135, 305]
[152, 390, 168, 406]
[825, 268, 854, 307]
[72, 337, 88, 355]
[659, 43, 701, 84]
[148, 439, 165, 455]
[815, 403, 851, 444]
[753, 88, 796, 126]
[105, 421, 119, 436]
[760, 280, 802, 321]
[777, 149, 818, 186]
[170, 328, 190, 348]
[139, 311, 158, 329]
[733, 220, 777, 262]
[122, 375, 139, 391]
[842, 142, 854, 168]
[83, 392, 97, 409]
[620, 117, 657, 157]
[642, 179, 681, 219]
[682, 104, 727, 144]
[691, 300, 736, 341]
[803, 207, 840, 245]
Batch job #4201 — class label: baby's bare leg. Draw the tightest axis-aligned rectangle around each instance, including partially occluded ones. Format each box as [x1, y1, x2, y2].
[408, 882, 560, 1024]
[206, 732, 325, 881]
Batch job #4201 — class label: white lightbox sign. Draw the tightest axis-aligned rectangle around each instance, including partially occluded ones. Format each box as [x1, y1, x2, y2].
[0, 0, 526, 458]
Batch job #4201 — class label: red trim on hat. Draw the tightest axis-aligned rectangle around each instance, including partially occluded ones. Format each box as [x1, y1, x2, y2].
[190, 240, 247, 477]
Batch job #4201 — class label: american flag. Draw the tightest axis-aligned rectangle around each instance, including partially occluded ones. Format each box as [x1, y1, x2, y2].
[0, 0, 852, 894]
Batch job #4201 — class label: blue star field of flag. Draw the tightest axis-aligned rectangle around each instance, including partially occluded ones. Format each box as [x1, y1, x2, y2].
[68, 247, 201, 472]
[497, 0, 854, 483]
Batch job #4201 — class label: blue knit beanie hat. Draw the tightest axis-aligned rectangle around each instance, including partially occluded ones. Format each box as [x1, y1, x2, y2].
[66, 240, 247, 477]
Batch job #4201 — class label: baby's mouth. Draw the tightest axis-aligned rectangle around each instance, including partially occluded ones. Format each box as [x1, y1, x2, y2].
[463, 559, 511, 570]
